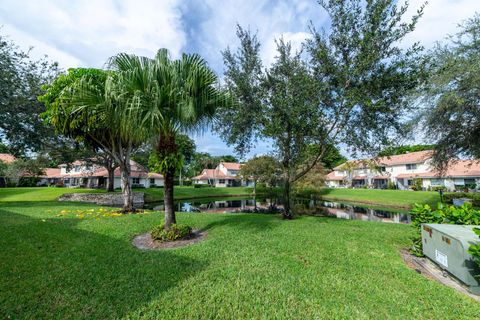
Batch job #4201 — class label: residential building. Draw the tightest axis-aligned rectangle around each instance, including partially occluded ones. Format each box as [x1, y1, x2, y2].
[325, 150, 480, 191]
[192, 162, 254, 187]
[40, 160, 163, 189]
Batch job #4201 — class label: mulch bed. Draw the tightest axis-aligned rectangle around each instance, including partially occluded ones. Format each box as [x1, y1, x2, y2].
[401, 249, 480, 302]
[132, 230, 207, 250]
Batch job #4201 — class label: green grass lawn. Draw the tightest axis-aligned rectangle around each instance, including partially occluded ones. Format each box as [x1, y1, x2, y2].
[1, 196, 479, 318]
[0, 187, 253, 203]
[313, 188, 442, 209]
[142, 186, 254, 202]
[0, 187, 104, 202]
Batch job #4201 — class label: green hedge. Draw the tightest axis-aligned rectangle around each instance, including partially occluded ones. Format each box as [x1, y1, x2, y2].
[443, 192, 480, 207]
[193, 184, 212, 188]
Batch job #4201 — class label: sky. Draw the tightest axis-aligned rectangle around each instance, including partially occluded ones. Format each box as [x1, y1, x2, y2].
[1, 0, 479, 159]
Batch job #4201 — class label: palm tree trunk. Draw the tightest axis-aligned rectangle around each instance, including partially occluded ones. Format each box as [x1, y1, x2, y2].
[164, 168, 176, 229]
[157, 133, 178, 230]
[119, 161, 134, 212]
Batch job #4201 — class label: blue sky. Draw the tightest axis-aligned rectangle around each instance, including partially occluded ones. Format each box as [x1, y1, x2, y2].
[1, 0, 479, 159]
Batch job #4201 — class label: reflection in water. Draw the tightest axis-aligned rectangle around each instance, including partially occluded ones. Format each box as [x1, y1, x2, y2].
[306, 200, 411, 224]
[149, 197, 411, 224]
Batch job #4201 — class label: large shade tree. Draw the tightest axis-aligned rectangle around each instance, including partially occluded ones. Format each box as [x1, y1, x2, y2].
[108, 49, 228, 229]
[0, 32, 62, 156]
[419, 14, 480, 169]
[217, 0, 426, 218]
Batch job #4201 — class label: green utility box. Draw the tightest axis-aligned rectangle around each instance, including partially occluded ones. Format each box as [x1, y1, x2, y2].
[422, 224, 480, 294]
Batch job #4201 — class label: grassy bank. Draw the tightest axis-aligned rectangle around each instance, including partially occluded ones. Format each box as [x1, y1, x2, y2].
[307, 188, 441, 209]
[0, 187, 253, 203]
[142, 186, 254, 202]
[0, 187, 104, 202]
[1, 198, 479, 318]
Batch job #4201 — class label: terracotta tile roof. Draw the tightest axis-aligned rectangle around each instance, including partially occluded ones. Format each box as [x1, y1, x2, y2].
[377, 150, 433, 166]
[397, 160, 480, 178]
[42, 168, 62, 178]
[0, 153, 16, 164]
[325, 171, 345, 181]
[372, 175, 389, 179]
[353, 176, 368, 180]
[333, 150, 434, 170]
[192, 168, 228, 180]
[58, 160, 163, 179]
[221, 162, 242, 170]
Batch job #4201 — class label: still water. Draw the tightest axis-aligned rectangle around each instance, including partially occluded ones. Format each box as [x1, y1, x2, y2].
[147, 197, 411, 224]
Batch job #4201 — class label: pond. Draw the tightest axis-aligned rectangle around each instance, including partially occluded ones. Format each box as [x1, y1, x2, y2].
[146, 196, 411, 224]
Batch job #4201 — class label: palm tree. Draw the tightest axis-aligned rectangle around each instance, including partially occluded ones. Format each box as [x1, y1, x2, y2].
[108, 49, 228, 229]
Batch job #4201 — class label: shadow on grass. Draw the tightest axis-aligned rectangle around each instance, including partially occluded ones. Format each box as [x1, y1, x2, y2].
[0, 210, 207, 319]
[201, 213, 281, 233]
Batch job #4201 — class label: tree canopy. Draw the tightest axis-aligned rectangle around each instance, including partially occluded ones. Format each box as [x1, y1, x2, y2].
[377, 144, 435, 157]
[420, 14, 480, 169]
[217, 0, 426, 218]
[0, 32, 61, 156]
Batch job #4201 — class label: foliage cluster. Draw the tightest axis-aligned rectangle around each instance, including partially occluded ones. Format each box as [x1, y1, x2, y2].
[377, 145, 435, 157]
[420, 15, 480, 169]
[151, 223, 192, 242]
[239, 156, 281, 191]
[410, 178, 423, 191]
[468, 228, 480, 268]
[443, 192, 480, 207]
[410, 203, 480, 255]
[0, 33, 61, 156]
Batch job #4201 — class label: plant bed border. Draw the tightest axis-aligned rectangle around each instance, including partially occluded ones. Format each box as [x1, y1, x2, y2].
[401, 249, 480, 302]
[132, 229, 207, 250]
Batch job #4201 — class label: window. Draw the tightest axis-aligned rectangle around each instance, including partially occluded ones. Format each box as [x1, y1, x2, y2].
[465, 178, 476, 185]
[74, 165, 81, 172]
[150, 178, 155, 184]
[430, 179, 444, 186]
[406, 163, 417, 170]
[219, 179, 226, 184]
[132, 178, 140, 184]
[379, 166, 386, 172]
[407, 179, 413, 186]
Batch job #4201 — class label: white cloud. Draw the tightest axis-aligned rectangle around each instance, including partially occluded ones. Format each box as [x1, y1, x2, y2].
[190, 0, 325, 70]
[403, 0, 480, 49]
[0, 0, 186, 68]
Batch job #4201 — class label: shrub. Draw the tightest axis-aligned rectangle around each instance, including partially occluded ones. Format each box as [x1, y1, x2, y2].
[443, 192, 480, 207]
[151, 223, 192, 242]
[182, 180, 192, 186]
[193, 184, 211, 188]
[410, 178, 423, 191]
[468, 228, 480, 268]
[387, 181, 397, 190]
[410, 203, 480, 256]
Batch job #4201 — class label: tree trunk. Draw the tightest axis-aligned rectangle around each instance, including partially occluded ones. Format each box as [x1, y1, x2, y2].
[120, 161, 134, 212]
[282, 178, 293, 219]
[107, 166, 115, 192]
[164, 168, 176, 229]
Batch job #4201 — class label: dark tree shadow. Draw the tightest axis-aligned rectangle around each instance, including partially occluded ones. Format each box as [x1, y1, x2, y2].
[0, 210, 207, 319]
[202, 213, 281, 233]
